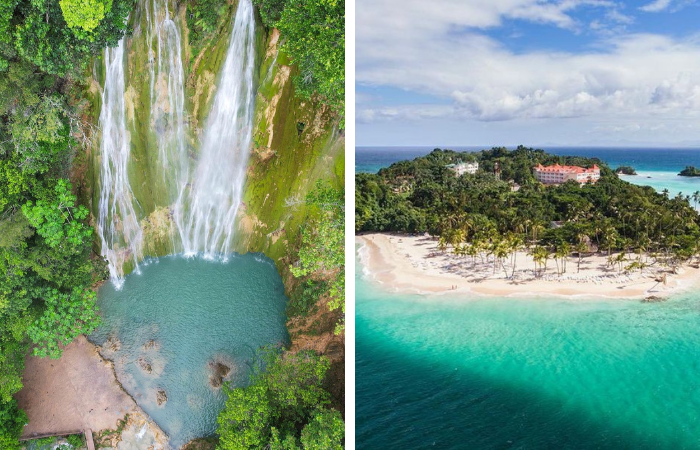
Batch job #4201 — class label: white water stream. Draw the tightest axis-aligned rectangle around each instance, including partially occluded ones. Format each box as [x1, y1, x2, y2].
[175, 0, 256, 257]
[145, 0, 190, 216]
[97, 39, 144, 287]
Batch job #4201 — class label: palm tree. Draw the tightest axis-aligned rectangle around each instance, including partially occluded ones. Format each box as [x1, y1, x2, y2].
[693, 191, 700, 210]
[614, 252, 627, 273]
[508, 233, 523, 278]
[531, 246, 549, 277]
[554, 243, 570, 275]
[575, 241, 587, 273]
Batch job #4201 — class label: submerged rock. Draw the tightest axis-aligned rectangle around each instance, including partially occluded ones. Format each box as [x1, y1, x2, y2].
[209, 361, 232, 388]
[143, 339, 159, 351]
[138, 358, 153, 374]
[105, 336, 121, 352]
[156, 388, 167, 405]
[642, 295, 666, 303]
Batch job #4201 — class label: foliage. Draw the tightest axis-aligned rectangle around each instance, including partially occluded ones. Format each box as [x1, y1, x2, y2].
[217, 349, 342, 450]
[290, 181, 344, 332]
[27, 288, 100, 358]
[679, 166, 700, 177]
[254, 0, 287, 26]
[614, 166, 636, 175]
[0, 0, 124, 443]
[0, 398, 26, 450]
[186, 0, 227, 50]
[60, 0, 113, 32]
[22, 179, 92, 251]
[1, 0, 131, 75]
[11, 96, 73, 174]
[254, 0, 345, 123]
[299, 408, 343, 450]
[287, 280, 328, 318]
[356, 147, 700, 271]
[66, 434, 84, 448]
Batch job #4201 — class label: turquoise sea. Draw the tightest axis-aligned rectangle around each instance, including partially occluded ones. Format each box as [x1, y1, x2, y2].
[356, 257, 700, 449]
[356, 147, 700, 449]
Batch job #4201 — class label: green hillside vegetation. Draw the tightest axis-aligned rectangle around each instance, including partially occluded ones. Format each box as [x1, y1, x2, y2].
[254, 0, 345, 124]
[0, 0, 131, 446]
[356, 147, 700, 273]
[217, 349, 343, 450]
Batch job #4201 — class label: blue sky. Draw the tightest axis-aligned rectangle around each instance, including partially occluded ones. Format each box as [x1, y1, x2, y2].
[356, 0, 700, 147]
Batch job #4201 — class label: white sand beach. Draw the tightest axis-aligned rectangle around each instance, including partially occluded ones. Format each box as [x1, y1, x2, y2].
[357, 233, 700, 299]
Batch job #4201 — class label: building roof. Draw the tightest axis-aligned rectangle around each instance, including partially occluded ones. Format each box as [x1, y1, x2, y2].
[534, 163, 599, 174]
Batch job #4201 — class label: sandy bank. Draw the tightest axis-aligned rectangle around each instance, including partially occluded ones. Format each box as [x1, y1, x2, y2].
[15, 335, 167, 448]
[357, 233, 700, 299]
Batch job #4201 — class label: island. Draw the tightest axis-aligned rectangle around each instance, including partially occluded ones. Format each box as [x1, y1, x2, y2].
[615, 165, 637, 175]
[356, 147, 700, 298]
[679, 166, 700, 177]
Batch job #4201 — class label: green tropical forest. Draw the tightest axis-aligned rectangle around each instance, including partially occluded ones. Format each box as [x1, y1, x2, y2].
[0, 0, 344, 447]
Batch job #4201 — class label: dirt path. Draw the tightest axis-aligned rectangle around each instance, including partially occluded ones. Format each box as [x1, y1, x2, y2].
[15, 336, 138, 439]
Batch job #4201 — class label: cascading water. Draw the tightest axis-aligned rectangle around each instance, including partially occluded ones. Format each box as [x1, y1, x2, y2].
[97, 39, 144, 287]
[97, 0, 256, 285]
[145, 0, 189, 216]
[175, 0, 256, 257]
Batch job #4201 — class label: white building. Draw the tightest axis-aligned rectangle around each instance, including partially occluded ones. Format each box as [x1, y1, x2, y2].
[534, 163, 600, 185]
[447, 162, 479, 176]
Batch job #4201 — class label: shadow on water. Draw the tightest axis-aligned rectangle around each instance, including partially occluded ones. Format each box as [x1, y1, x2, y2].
[356, 318, 684, 450]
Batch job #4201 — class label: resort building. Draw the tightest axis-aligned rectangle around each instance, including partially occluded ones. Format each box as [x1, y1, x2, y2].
[533, 163, 600, 185]
[446, 162, 479, 176]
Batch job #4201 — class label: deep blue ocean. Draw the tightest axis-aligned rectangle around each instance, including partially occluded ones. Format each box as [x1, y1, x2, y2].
[356, 146, 700, 450]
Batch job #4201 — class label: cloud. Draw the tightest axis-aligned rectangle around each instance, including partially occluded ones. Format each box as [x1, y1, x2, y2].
[639, 0, 697, 12]
[357, 0, 700, 124]
[356, 105, 456, 124]
[639, 0, 673, 12]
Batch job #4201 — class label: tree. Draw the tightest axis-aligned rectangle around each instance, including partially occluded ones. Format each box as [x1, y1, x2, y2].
[254, 0, 288, 26]
[575, 241, 587, 273]
[291, 182, 344, 333]
[22, 179, 92, 251]
[7, 0, 131, 75]
[59, 0, 113, 32]
[27, 288, 101, 359]
[299, 408, 344, 450]
[531, 245, 549, 277]
[0, 398, 26, 450]
[217, 349, 342, 450]
[272, 0, 345, 122]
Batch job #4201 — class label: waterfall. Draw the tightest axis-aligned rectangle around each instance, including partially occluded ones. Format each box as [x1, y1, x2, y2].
[97, 0, 256, 285]
[145, 0, 189, 214]
[175, 0, 256, 257]
[97, 39, 144, 288]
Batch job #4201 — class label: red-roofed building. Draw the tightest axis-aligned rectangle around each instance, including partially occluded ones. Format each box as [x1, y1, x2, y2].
[533, 163, 600, 185]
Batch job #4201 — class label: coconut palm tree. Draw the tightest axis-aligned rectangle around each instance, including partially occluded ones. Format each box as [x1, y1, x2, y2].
[575, 241, 587, 273]
[531, 245, 549, 277]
